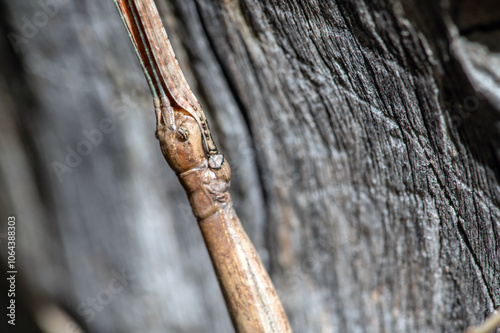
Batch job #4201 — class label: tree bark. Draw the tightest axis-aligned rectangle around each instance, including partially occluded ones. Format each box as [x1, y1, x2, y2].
[0, 0, 499, 332]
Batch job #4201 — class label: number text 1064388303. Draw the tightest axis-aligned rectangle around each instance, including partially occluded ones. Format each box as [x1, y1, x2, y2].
[6, 215, 16, 326]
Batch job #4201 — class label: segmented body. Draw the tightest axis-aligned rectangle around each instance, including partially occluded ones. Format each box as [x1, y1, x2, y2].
[155, 108, 291, 333]
[114, 1, 292, 331]
[156, 109, 231, 220]
[115, 0, 220, 159]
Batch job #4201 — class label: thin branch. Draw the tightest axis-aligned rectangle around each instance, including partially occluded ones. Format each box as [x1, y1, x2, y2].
[113, 1, 292, 332]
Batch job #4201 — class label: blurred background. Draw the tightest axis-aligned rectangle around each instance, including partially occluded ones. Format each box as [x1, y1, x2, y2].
[1, 0, 499, 332]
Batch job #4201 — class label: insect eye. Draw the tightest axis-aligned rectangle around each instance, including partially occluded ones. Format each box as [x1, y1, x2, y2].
[176, 127, 189, 142]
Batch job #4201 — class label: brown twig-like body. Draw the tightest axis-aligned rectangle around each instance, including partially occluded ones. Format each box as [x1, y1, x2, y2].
[114, 1, 292, 332]
[466, 308, 500, 333]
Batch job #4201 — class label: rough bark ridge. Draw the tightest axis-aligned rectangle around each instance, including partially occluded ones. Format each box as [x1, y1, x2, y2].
[0, 0, 499, 332]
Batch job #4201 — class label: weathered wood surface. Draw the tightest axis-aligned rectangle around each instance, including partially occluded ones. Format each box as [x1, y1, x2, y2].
[0, 0, 499, 332]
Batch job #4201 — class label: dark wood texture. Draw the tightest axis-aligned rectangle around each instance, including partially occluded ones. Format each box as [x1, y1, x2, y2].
[0, 0, 499, 332]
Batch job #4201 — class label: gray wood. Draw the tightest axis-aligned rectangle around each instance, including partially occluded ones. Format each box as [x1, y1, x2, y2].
[0, 0, 499, 332]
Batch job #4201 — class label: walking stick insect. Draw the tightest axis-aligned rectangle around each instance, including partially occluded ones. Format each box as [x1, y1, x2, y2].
[113, 1, 292, 332]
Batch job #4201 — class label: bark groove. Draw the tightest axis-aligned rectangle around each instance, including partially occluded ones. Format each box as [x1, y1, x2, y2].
[0, 0, 499, 332]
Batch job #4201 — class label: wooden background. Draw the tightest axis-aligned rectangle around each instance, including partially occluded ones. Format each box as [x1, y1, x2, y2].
[1, 0, 499, 332]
